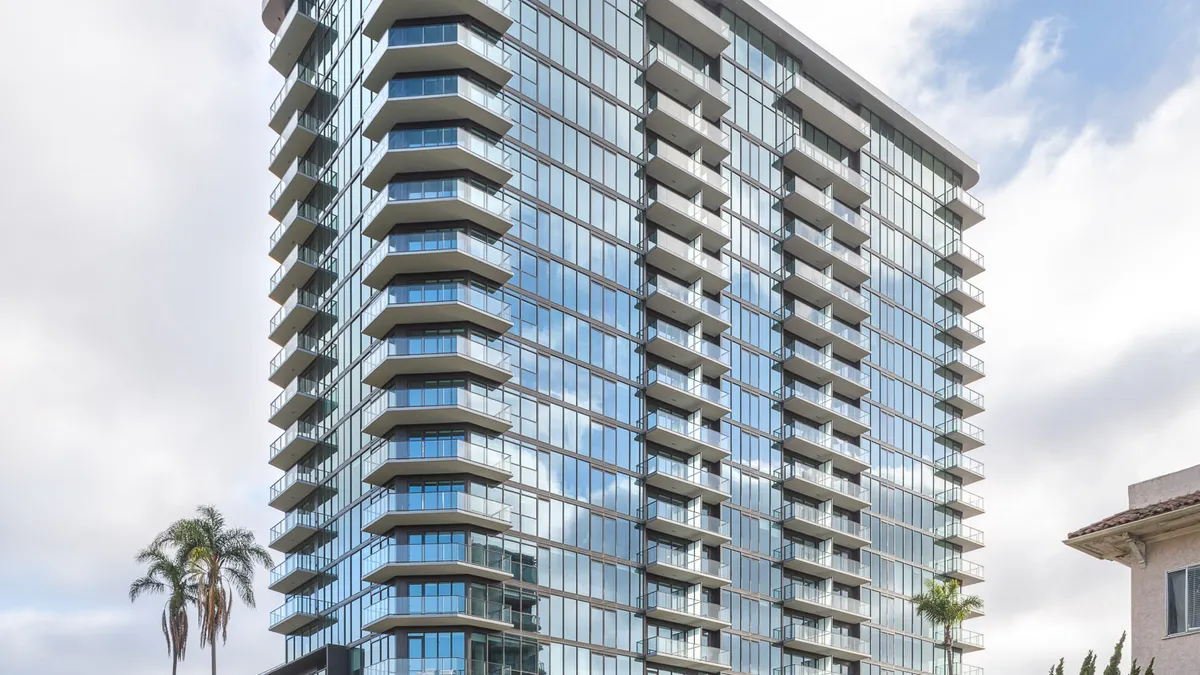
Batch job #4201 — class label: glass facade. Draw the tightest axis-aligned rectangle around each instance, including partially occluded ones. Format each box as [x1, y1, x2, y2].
[261, 0, 986, 674]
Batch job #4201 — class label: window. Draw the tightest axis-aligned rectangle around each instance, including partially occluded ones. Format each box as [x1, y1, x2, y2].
[1166, 565, 1200, 635]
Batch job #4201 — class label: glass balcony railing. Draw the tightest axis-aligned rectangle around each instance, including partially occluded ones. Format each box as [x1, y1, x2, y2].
[645, 276, 729, 323]
[270, 596, 328, 627]
[641, 456, 730, 496]
[270, 510, 321, 542]
[938, 418, 985, 445]
[647, 366, 729, 410]
[270, 159, 336, 210]
[936, 666, 984, 675]
[647, 92, 729, 147]
[644, 591, 729, 624]
[364, 334, 510, 378]
[778, 503, 869, 541]
[788, 76, 872, 139]
[646, 544, 729, 580]
[938, 383, 985, 410]
[783, 341, 869, 390]
[365, 491, 511, 524]
[269, 112, 331, 167]
[938, 314, 984, 343]
[364, 659, 521, 675]
[270, 420, 325, 463]
[370, 75, 509, 127]
[364, 542, 512, 578]
[776, 543, 868, 578]
[952, 627, 985, 649]
[645, 46, 729, 104]
[776, 665, 832, 675]
[941, 186, 985, 217]
[645, 411, 728, 451]
[367, 386, 510, 423]
[642, 636, 731, 668]
[937, 277, 985, 306]
[270, 465, 325, 501]
[935, 522, 985, 547]
[363, 438, 511, 477]
[785, 179, 869, 238]
[775, 463, 868, 503]
[647, 140, 730, 194]
[645, 320, 729, 366]
[366, 127, 509, 181]
[647, 185, 729, 238]
[938, 487, 985, 512]
[783, 136, 868, 193]
[780, 423, 870, 466]
[774, 624, 869, 655]
[270, 203, 335, 257]
[939, 239, 985, 270]
[270, 377, 321, 418]
[775, 583, 868, 616]
[269, 0, 318, 51]
[364, 594, 513, 626]
[365, 230, 510, 281]
[270, 65, 327, 123]
[643, 502, 729, 538]
[646, 231, 730, 281]
[936, 451, 985, 478]
[780, 302, 869, 352]
[269, 246, 322, 294]
[784, 382, 870, 427]
[784, 261, 869, 313]
[933, 557, 985, 580]
[366, 179, 510, 234]
[371, 23, 510, 73]
[269, 333, 321, 377]
[938, 348, 985, 375]
[784, 219, 868, 276]
[364, 282, 511, 327]
[270, 553, 326, 586]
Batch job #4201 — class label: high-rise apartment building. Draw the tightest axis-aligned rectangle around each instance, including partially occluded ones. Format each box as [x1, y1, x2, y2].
[259, 0, 986, 673]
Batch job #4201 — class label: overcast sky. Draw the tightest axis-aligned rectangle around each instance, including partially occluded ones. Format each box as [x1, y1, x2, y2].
[1, 0, 1198, 673]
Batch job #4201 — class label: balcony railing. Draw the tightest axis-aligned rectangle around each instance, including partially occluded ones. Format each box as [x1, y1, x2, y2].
[642, 636, 731, 668]
[362, 437, 511, 478]
[786, 75, 872, 141]
[364, 230, 511, 283]
[783, 341, 869, 391]
[645, 46, 729, 106]
[780, 422, 871, 467]
[646, 545, 729, 582]
[644, 590, 729, 624]
[938, 487, 985, 513]
[775, 583, 868, 617]
[784, 218, 868, 278]
[645, 411, 729, 452]
[936, 451, 985, 480]
[269, 596, 328, 629]
[935, 522, 985, 548]
[938, 418, 985, 445]
[784, 260, 870, 314]
[364, 594, 513, 626]
[776, 543, 868, 579]
[364, 281, 511, 332]
[938, 349, 985, 376]
[363, 334, 511, 381]
[646, 231, 730, 282]
[783, 135, 869, 194]
[647, 184, 729, 239]
[784, 382, 870, 427]
[774, 623, 870, 656]
[647, 92, 729, 149]
[366, 385, 510, 424]
[270, 465, 325, 501]
[647, 366, 729, 410]
[775, 463, 869, 504]
[933, 557, 985, 581]
[777, 502, 869, 542]
[646, 320, 729, 367]
[365, 178, 511, 238]
[780, 301, 870, 354]
[364, 542, 512, 579]
[269, 420, 325, 464]
[784, 178, 869, 240]
[365, 490, 511, 524]
[642, 455, 730, 497]
[269, 553, 327, 587]
[939, 239, 985, 273]
[645, 275, 730, 324]
[643, 501, 729, 539]
[648, 140, 730, 195]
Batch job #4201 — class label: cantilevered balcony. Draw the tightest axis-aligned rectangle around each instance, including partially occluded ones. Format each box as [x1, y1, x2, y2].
[644, 276, 730, 335]
[645, 232, 730, 293]
[645, 46, 730, 120]
[363, 335, 511, 388]
[935, 452, 985, 486]
[269, 596, 328, 634]
[362, 282, 513, 338]
[642, 502, 731, 546]
[364, 595, 512, 633]
[783, 179, 870, 248]
[363, 24, 512, 92]
[938, 487, 985, 518]
[270, 204, 334, 265]
[940, 240, 985, 279]
[268, 465, 325, 512]
[362, 438, 512, 485]
[780, 301, 870, 361]
[642, 456, 730, 504]
[940, 187, 985, 229]
[933, 557, 985, 586]
[782, 137, 870, 206]
[782, 75, 871, 150]
[646, 93, 730, 162]
[939, 383, 985, 417]
[365, 178, 510, 240]
[269, 420, 325, 471]
[362, 542, 513, 584]
[646, 141, 729, 209]
[775, 624, 869, 661]
[938, 277, 985, 315]
[269, 333, 321, 387]
[363, 128, 511, 192]
[645, 366, 730, 419]
[938, 314, 985, 350]
[781, 423, 871, 474]
[778, 503, 870, 548]
[645, 321, 730, 377]
[644, 0, 730, 56]
[268, 554, 328, 594]
[269, 376, 322, 429]
[952, 627, 985, 653]
[268, 0, 319, 75]
[783, 261, 870, 324]
[935, 522, 985, 552]
[644, 591, 730, 630]
[362, 0, 513, 40]
[364, 76, 511, 141]
[269, 112, 334, 178]
[775, 584, 869, 623]
[782, 383, 870, 436]
[775, 464, 870, 510]
[363, 230, 511, 289]
[363, 386, 512, 436]
[937, 348, 985, 384]
[268, 246, 323, 304]
[645, 411, 729, 462]
[269, 510, 323, 553]
[269, 158, 335, 221]
[776, 543, 869, 586]
[937, 418, 985, 451]
[645, 545, 730, 587]
[269, 66, 332, 133]
[782, 342, 869, 399]
[646, 185, 730, 250]
[783, 219, 869, 287]
[363, 491, 512, 534]
[643, 636, 730, 674]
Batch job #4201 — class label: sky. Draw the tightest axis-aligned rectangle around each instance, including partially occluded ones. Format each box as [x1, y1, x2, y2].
[0, 0, 1197, 673]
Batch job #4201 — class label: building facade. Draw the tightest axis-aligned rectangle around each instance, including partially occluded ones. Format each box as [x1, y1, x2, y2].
[1066, 464, 1200, 670]
[259, 0, 987, 673]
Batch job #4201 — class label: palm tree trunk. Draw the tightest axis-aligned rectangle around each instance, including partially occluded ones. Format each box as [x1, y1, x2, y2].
[211, 638, 217, 675]
[172, 654, 177, 675]
[944, 627, 954, 675]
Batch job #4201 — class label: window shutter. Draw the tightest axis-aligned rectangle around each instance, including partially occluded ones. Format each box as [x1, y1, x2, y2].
[1189, 566, 1200, 630]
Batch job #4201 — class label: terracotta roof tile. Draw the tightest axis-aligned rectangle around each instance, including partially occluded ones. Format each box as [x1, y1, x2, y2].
[1068, 491, 1200, 539]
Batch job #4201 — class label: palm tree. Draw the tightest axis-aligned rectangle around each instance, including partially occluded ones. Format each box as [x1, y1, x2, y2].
[911, 578, 983, 675]
[158, 505, 273, 675]
[129, 544, 195, 675]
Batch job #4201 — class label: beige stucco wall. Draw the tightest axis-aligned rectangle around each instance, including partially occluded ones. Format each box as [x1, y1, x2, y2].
[1131, 532, 1200, 669]
[1129, 464, 1200, 509]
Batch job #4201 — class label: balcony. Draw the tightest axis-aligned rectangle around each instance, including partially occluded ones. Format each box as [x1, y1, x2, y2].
[643, 636, 730, 673]
[269, 158, 334, 221]
[364, 127, 511, 192]
[642, 456, 730, 503]
[782, 342, 869, 399]
[645, 232, 730, 293]
[642, 502, 731, 546]
[268, 465, 325, 512]
[269, 66, 332, 133]
[363, 282, 512, 338]
[645, 321, 730, 377]
[644, 0, 730, 56]
[364, 178, 511, 239]
[781, 302, 870, 361]
[363, 230, 511, 289]
[363, 386, 512, 436]
[646, 185, 730, 250]
[940, 240, 985, 279]
[782, 383, 870, 436]
[782, 137, 870, 206]
[938, 277, 985, 314]
[935, 523, 985, 552]
[645, 411, 729, 462]
[782, 261, 870, 324]
[363, 543, 512, 585]
[775, 464, 870, 510]
[645, 46, 730, 120]
[938, 314, 985, 350]
[646, 141, 729, 208]
[268, 511, 323, 553]
[364, 24, 512, 92]
[364, 595, 512, 633]
[775, 584, 870, 623]
[362, 0, 513, 40]
[644, 276, 730, 335]
[269, 202, 330, 264]
[938, 418, 985, 451]
[775, 624, 869, 661]
[365, 76, 511, 142]
[645, 366, 730, 419]
[646, 93, 729, 162]
[781, 423, 871, 474]
[269, 420, 325, 471]
[936, 452, 985, 486]
[644, 591, 730, 630]
[363, 335, 511, 388]
[783, 179, 869, 248]
[783, 219, 869, 287]
[938, 487, 985, 518]
[268, 554, 328, 594]
[362, 438, 512, 485]
[269, 112, 334, 178]
[269, 333, 321, 387]
[269, 376, 321, 429]
[939, 383, 985, 417]
[952, 627, 986, 653]
[783, 76, 871, 149]
[938, 348, 985, 384]
[777, 544, 869, 586]
[778, 503, 870, 548]
[268, 0, 319, 75]
[934, 557, 985, 586]
[940, 187, 986, 229]
[268, 246, 323, 304]
[645, 546, 730, 587]
[269, 596, 328, 634]
[363, 491, 512, 534]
